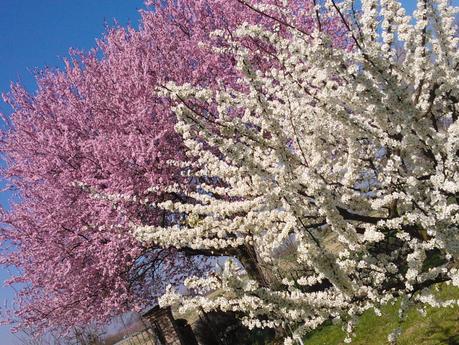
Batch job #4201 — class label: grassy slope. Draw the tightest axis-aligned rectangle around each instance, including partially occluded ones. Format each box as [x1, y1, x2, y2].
[303, 284, 459, 345]
[176, 284, 459, 345]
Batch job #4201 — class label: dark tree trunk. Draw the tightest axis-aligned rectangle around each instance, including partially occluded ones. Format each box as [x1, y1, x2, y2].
[180, 244, 269, 287]
[237, 244, 269, 287]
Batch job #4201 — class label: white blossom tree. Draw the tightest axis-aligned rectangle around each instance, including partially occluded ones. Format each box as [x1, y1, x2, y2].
[134, 0, 459, 343]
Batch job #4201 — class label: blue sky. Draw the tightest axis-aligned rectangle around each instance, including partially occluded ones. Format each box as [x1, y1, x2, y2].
[0, 0, 457, 344]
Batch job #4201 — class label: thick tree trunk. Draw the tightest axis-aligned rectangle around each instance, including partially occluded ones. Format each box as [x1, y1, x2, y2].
[180, 244, 269, 287]
[236, 244, 269, 287]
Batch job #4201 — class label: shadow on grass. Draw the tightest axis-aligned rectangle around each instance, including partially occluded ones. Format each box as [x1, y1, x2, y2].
[423, 317, 459, 345]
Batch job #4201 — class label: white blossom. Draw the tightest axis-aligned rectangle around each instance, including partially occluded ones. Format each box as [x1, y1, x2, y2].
[133, 1, 459, 342]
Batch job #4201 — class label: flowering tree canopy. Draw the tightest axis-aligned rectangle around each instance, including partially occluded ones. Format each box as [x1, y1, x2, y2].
[0, 0, 347, 334]
[0, 15, 190, 335]
[133, 0, 459, 343]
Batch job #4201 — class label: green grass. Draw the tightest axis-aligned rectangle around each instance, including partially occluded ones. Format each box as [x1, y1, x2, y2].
[302, 284, 459, 345]
[175, 281, 459, 345]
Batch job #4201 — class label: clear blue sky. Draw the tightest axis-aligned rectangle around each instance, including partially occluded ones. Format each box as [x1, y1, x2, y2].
[0, 0, 456, 344]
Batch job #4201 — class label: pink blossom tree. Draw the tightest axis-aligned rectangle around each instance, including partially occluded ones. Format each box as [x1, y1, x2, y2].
[0, 0, 336, 334]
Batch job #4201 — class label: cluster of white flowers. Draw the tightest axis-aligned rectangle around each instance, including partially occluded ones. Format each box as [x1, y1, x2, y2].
[134, 0, 458, 342]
